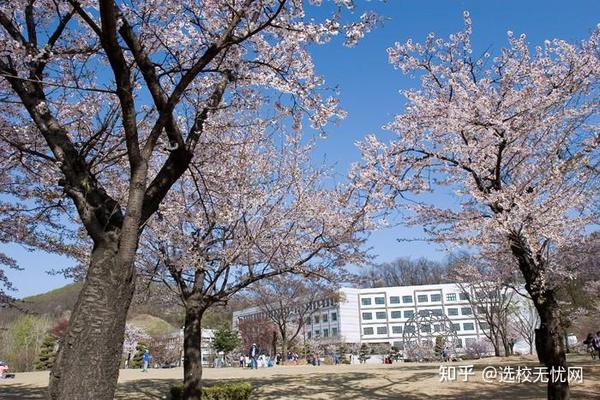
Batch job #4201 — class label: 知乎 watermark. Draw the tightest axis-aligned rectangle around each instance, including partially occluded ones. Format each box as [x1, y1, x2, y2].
[439, 365, 584, 384]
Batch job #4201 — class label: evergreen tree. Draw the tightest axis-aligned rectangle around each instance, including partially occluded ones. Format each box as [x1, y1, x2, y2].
[131, 342, 147, 369]
[35, 336, 57, 370]
[358, 343, 370, 363]
[213, 326, 241, 362]
[434, 336, 444, 357]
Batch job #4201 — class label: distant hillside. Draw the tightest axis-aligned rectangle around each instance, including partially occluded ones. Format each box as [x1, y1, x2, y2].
[23, 282, 83, 316]
[128, 314, 178, 336]
[1, 282, 235, 332]
[0, 283, 82, 326]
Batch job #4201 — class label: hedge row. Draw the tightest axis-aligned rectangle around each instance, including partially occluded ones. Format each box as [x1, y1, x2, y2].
[169, 382, 252, 400]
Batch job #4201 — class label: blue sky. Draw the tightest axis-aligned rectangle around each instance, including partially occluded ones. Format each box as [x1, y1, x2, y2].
[2, 0, 599, 298]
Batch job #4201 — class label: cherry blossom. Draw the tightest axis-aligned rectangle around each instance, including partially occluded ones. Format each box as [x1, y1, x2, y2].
[0, 2, 378, 399]
[353, 15, 599, 400]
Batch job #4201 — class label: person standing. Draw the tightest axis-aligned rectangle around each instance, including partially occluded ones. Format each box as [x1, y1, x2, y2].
[248, 343, 258, 369]
[142, 349, 152, 372]
[593, 331, 600, 360]
[239, 354, 246, 368]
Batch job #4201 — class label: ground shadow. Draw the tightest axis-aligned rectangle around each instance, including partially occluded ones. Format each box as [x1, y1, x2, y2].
[0, 383, 47, 400]
[3, 358, 599, 400]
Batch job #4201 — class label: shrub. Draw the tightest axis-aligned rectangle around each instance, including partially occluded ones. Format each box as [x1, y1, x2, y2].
[464, 339, 492, 359]
[169, 382, 252, 400]
[34, 335, 57, 370]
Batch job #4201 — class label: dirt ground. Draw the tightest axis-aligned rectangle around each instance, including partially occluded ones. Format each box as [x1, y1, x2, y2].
[1, 354, 599, 399]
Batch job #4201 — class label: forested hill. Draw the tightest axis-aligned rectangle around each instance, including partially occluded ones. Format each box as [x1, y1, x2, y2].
[0, 282, 234, 331]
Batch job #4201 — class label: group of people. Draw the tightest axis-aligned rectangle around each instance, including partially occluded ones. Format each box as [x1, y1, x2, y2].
[241, 344, 332, 368]
[0, 361, 10, 379]
[583, 331, 600, 359]
[240, 343, 273, 369]
[284, 351, 301, 364]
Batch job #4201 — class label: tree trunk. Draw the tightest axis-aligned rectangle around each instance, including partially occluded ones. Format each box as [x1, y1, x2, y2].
[563, 332, 570, 354]
[501, 335, 511, 357]
[529, 342, 534, 355]
[510, 239, 569, 400]
[49, 239, 135, 400]
[535, 302, 569, 400]
[281, 333, 288, 366]
[491, 331, 501, 357]
[183, 301, 205, 400]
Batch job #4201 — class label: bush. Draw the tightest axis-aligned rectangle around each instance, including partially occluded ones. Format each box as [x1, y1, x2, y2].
[169, 382, 252, 400]
[464, 339, 492, 359]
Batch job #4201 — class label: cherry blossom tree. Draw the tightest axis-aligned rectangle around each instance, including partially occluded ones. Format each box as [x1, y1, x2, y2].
[0, 1, 378, 398]
[122, 323, 150, 364]
[137, 127, 371, 399]
[249, 275, 339, 365]
[237, 316, 277, 357]
[354, 13, 599, 400]
[510, 300, 540, 355]
[448, 254, 520, 357]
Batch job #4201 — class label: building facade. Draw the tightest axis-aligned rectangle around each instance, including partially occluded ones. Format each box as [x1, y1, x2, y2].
[233, 283, 536, 353]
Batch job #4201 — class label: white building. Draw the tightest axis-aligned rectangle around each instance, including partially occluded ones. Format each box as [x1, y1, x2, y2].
[233, 283, 537, 353]
[176, 328, 216, 366]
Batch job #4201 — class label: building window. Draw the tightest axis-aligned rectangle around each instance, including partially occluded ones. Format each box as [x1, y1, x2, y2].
[417, 294, 428, 303]
[390, 311, 402, 319]
[314, 315, 320, 324]
[375, 296, 385, 305]
[430, 294, 441, 302]
[432, 309, 443, 316]
[322, 313, 328, 322]
[306, 317, 311, 325]
[477, 306, 487, 314]
[307, 332, 312, 339]
[459, 293, 469, 301]
[418, 309, 430, 317]
[323, 328, 329, 337]
[404, 310, 414, 318]
[463, 323, 475, 331]
[433, 324, 441, 332]
[390, 296, 400, 304]
[465, 338, 476, 347]
[447, 308, 459, 316]
[452, 323, 461, 331]
[446, 293, 457, 302]
[362, 312, 372, 320]
[480, 322, 489, 330]
[421, 324, 431, 333]
[363, 327, 374, 335]
[361, 298, 372, 306]
[402, 295, 413, 304]
[456, 338, 463, 348]
[405, 325, 416, 334]
[376, 326, 388, 335]
[392, 326, 402, 334]
[314, 330, 320, 336]
[331, 312, 337, 321]
[376, 311, 387, 320]
[332, 327, 338, 336]
[461, 307, 472, 316]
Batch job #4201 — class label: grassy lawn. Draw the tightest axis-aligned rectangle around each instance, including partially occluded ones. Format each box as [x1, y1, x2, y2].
[1, 354, 598, 399]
